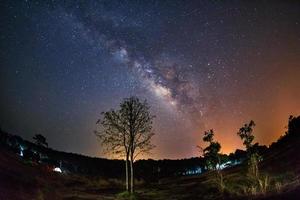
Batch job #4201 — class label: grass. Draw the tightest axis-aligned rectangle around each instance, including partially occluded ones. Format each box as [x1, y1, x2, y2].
[116, 191, 137, 200]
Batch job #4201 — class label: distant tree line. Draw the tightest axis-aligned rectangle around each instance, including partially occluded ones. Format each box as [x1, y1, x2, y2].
[0, 129, 254, 182]
[1, 129, 246, 181]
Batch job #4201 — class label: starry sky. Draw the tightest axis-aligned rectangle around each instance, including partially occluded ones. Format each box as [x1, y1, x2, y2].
[1, 0, 300, 159]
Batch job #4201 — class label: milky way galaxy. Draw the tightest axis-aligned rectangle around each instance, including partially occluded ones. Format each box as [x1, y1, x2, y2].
[1, 0, 300, 159]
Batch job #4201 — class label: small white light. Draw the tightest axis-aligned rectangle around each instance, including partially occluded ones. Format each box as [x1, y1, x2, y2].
[53, 167, 62, 173]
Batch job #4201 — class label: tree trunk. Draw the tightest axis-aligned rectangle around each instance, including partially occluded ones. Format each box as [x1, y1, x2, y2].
[130, 156, 134, 193]
[125, 154, 129, 191]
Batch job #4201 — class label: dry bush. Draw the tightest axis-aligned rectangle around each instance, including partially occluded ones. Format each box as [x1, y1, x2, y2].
[258, 175, 269, 195]
[275, 181, 282, 193]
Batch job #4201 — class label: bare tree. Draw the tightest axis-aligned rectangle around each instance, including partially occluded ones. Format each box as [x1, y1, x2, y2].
[95, 96, 155, 193]
[120, 97, 155, 193]
[95, 109, 130, 191]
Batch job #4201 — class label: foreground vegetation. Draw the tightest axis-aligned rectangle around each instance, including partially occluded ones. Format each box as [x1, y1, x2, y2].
[1, 112, 299, 199]
[1, 132, 300, 200]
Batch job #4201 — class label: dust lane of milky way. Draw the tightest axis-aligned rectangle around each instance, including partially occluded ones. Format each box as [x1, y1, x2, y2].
[0, 0, 300, 159]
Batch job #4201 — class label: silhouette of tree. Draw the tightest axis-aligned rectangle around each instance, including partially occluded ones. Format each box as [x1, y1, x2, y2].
[96, 96, 155, 193]
[33, 134, 48, 147]
[270, 115, 300, 150]
[96, 107, 131, 191]
[237, 120, 259, 178]
[121, 97, 155, 193]
[286, 115, 300, 136]
[202, 129, 224, 192]
[202, 130, 221, 169]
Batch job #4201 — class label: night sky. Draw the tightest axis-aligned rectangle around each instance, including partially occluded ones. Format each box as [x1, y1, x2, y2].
[1, 0, 300, 159]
